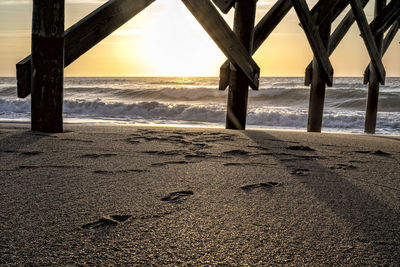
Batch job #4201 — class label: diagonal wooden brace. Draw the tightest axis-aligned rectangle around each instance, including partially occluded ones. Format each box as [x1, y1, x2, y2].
[350, 0, 386, 85]
[212, 0, 237, 14]
[290, 0, 333, 86]
[364, 18, 399, 84]
[369, 0, 400, 36]
[182, 0, 259, 90]
[219, 0, 292, 90]
[16, 0, 155, 98]
[305, 0, 370, 85]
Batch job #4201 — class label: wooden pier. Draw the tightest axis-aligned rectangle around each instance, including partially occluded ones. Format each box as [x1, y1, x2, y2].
[16, 0, 399, 133]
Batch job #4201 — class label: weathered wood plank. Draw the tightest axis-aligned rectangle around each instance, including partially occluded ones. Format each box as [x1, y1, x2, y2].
[17, 0, 155, 98]
[365, 0, 387, 134]
[182, 0, 259, 90]
[226, 0, 257, 130]
[31, 0, 64, 132]
[364, 18, 399, 83]
[305, 0, 370, 85]
[212, 0, 237, 14]
[307, 0, 333, 132]
[290, 0, 333, 86]
[219, 0, 293, 90]
[350, 0, 386, 84]
[369, 0, 400, 36]
[309, 0, 349, 25]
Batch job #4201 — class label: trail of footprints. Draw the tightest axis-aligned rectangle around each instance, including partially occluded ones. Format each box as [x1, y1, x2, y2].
[81, 183, 283, 229]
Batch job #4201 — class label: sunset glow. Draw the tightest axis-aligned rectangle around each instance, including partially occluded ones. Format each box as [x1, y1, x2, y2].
[0, 0, 399, 77]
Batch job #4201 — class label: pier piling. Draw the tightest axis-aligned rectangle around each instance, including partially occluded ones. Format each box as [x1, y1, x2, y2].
[365, 0, 386, 134]
[226, 0, 257, 130]
[31, 0, 65, 133]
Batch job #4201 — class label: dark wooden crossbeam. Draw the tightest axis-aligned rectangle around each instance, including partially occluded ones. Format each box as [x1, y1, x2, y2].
[305, 0, 370, 85]
[219, 0, 293, 90]
[364, 18, 400, 83]
[182, 0, 260, 90]
[290, 0, 333, 86]
[16, 0, 155, 98]
[369, 0, 400, 36]
[309, 0, 349, 25]
[350, 0, 386, 84]
[212, 0, 237, 13]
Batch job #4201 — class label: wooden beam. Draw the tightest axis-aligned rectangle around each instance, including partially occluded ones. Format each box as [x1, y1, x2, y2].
[350, 0, 386, 84]
[307, 0, 333, 132]
[212, 0, 237, 13]
[309, 0, 349, 25]
[290, 0, 333, 86]
[226, 0, 257, 130]
[219, 0, 293, 90]
[31, 0, 64, 133]
[364, 18, 399, 83]
[369, 0, 400, 36]
[365, 0, 387, 134]
[305, 0, 370, 85]
[182, 0, 259, 90]
[17, 0, 155, 98]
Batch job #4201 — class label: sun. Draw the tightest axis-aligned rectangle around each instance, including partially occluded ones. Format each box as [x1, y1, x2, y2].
[140, 0, 226, 76]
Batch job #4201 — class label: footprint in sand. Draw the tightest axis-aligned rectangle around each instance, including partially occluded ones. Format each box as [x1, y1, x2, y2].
[81, 153, 117, 159]
[354, 150, 391, 157]
[223, 150, 250, 156]
[151, 161, 190, 167]
[240, 182, 281, 191]
[286, 146, 315, 152]
[81, 215, 132, 229]
[19, 151, 43, 157]
[161, 191, 194, 202]
[330, 163, 358, 170]
[291, 168, 310, 176]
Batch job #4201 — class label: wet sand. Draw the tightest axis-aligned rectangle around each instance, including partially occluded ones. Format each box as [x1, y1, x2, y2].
[0, 123, 399, 265]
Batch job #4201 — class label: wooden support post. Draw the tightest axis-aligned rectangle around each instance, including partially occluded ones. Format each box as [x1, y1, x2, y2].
[350, 0, 386, 84]
[31, 0, 64, 133]
[290, 0, 333, 86]
[305, 0, 370, 85]
[365, 0, 387, 134]
[307, 2, 332, 132]
[17, 0, 155, 98]
[219, 0, 292, 90]
[182, 0, 259, 90]
[226, 0, 257, 130]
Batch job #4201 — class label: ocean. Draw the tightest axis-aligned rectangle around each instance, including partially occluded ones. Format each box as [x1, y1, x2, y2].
[0, 76, 399, 134]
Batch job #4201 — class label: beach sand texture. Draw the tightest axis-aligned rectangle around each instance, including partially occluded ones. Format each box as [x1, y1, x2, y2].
[0, 124, 399, 265]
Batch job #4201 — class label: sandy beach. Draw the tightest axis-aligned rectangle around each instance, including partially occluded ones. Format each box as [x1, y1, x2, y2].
[0, 123, 399, 265]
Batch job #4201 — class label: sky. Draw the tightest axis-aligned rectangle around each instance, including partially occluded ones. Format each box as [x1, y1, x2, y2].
[0, 0, 399, 77]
